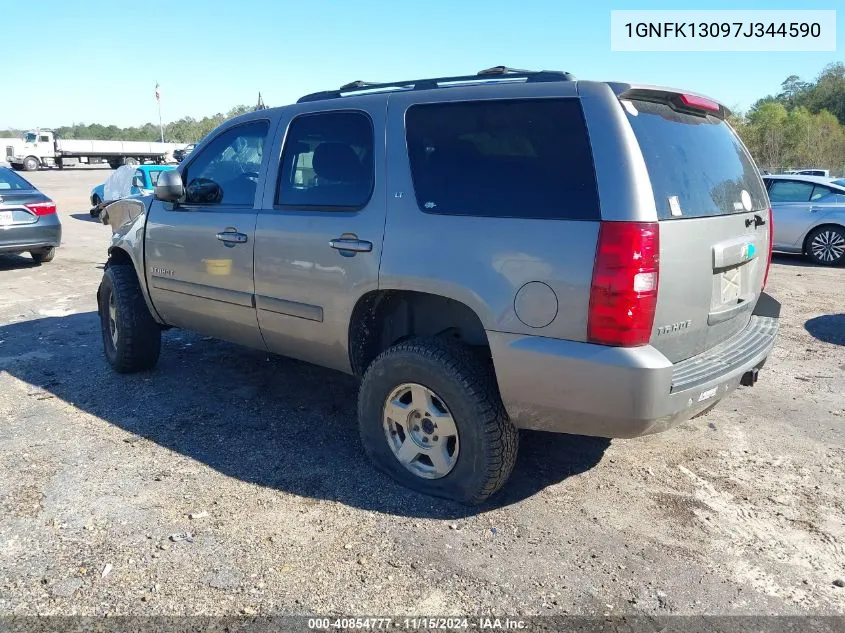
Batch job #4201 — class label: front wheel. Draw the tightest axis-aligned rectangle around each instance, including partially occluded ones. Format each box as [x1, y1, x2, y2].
[358, 338, 518, 505]
[806, 225, 845, 266]
[23, 156, 39, 171]
[98, 264, 161, 373]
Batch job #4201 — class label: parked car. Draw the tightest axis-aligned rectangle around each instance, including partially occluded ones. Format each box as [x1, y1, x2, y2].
[0, 166, 61, 263]
[173, 144, 195, 163]
[762, 174, 845, 265]
[788, 169, 830, 178]
[96, 66, 779, 504]
[90, 165, 175, 217]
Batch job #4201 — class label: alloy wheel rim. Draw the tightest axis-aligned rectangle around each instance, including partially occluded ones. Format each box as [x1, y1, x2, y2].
[382, 383, 460, 479]
[811, 230, 845, 262]
[108, 293, 118, 347]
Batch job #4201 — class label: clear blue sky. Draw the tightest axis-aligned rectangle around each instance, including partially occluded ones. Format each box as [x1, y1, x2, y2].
[3, 0, 840, 129]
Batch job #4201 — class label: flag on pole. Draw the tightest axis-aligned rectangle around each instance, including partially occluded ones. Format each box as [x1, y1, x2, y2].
[155, 82, 161, 102]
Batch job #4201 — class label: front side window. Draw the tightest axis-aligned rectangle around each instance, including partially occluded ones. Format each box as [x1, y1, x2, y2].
[39, 135, 50, 143]
[277, 111, 374, 209]
[768, 180, 814, 203]
[184, 120, 269, 206]
[404, 99, 600, 220]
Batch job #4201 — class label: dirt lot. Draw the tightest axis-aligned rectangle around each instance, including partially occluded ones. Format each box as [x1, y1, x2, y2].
[0, 167, 843, 618]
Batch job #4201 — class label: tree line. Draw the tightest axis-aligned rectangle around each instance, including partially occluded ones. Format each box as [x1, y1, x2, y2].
[729, 62, 845, 175]
[0, 105, 255, 144]
[2, 63, 844, 175]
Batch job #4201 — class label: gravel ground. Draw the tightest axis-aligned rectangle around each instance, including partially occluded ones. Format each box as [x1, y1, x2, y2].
[0, 168, 843, 618]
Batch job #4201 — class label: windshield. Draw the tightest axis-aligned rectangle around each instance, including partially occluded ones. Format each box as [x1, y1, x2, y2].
[832, 179, 845, 187]
[148, 170, 168, 186]
[0, 168, 35, 191]
[23, 132, 37, 143]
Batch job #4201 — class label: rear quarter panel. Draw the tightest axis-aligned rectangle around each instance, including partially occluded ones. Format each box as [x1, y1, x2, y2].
[380, 83, 600, 342]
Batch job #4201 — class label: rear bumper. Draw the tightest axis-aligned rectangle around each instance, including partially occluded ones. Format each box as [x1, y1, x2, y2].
[490, 301, 779, 438]
[0, 216, 62, 253]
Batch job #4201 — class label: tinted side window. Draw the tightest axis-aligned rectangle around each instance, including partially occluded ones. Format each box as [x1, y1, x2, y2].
[277, 111, 374, 209]
[768, 181, 813, 203]
[405, 99, 600, 220]
[184, 120, 269, 206]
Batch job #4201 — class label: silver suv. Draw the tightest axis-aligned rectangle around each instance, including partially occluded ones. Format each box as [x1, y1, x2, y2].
[97, 67, 779, 504]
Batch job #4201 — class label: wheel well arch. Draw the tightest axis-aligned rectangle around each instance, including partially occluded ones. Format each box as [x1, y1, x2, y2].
[803, 222, 845, 254]
[348, 290, 489, 377]
[106, 247, 133, 267]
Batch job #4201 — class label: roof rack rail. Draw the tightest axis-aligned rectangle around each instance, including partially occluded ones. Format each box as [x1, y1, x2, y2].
[297, 66, 575, 103]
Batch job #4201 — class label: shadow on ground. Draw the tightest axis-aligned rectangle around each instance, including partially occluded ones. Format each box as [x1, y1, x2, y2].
[0, 253, 40, 270]
[0, 312, 609, 519]
[69, 211, 99, 223]
[804, 314, 845, 346]
[772, 253, 825, 269]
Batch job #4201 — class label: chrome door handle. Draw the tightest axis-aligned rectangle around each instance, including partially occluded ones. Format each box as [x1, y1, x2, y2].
[329, 238, 372, 252]
[216, 231, 248, 245]
[810, 206, 823, 213]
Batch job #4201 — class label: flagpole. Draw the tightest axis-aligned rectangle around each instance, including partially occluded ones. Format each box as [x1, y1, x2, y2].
[158, 101, 164, 143]
[155, 81, 164, 142]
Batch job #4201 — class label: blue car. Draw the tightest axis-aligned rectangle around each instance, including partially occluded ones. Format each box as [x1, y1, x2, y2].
[90, 165, 175, 216]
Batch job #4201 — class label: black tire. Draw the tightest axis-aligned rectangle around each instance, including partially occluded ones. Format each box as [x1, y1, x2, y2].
[90, 195, 101, 217]
[23, 156, 39, 171]
[358, 337, 518, 505]
[30, 247, 56, 264]
[97, 264, 161, 373]
[805, 225, 845, 266]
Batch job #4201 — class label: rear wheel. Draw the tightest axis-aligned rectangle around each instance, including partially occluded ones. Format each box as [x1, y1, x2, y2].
[358, 338, 518, 505]
[23, 156, 39, 171]
[98, 264, 161, 373]
[806, 225, 845, 266]
[30, 247, 55, 264]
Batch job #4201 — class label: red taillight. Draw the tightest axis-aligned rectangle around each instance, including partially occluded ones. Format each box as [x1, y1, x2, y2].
[679, 93, 721, 113]
[763, 207, 773, 290]
[588, 222, 660, 347]
[24, 202, 57, 216]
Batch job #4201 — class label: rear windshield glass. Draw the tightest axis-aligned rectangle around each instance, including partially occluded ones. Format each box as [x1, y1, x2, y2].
[624, 99, 767, 220]
[405, 99, 600, 220]
[0, 168, 34, 191]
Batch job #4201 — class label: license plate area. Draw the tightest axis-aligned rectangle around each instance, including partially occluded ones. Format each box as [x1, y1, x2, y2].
[719, 267, 742, 304]
[0, 210, 13, 225]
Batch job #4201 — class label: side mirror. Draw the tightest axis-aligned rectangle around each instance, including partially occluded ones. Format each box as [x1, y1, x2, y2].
[154, 170, 184, 202]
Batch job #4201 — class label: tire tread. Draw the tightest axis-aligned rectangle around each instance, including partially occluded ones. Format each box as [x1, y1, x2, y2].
[359, 337, 518, 504]
[101, 264, 161, 373]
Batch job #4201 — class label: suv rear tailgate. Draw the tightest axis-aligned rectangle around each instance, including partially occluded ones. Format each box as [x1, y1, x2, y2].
[619, 90, 770, 363]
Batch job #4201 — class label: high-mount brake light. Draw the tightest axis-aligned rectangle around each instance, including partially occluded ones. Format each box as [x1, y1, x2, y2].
[679, 93, 721, 113]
